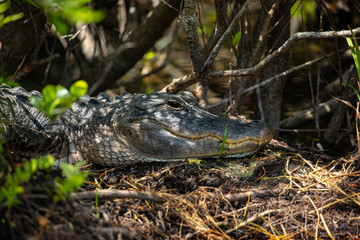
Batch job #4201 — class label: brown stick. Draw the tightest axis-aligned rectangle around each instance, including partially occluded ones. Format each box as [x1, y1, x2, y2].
[224, 189, 281, 202]
[70, 189, 164, 202]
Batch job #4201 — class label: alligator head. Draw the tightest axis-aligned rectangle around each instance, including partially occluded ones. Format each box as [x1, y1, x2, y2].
[107, 91, 274, 164]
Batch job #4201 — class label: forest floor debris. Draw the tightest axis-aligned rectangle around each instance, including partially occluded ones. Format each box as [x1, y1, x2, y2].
[2, 142, 360, 239]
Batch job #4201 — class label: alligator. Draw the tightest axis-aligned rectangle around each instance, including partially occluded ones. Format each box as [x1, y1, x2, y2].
[0, 84, 274, 166]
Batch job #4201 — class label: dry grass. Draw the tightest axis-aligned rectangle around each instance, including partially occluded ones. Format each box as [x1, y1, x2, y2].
[76, 148, 360, 239]
[2, 146, 360, 239]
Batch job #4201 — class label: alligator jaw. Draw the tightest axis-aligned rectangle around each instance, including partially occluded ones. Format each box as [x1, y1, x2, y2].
[119, 118, 274, 160]
[160, 124, 274, 158]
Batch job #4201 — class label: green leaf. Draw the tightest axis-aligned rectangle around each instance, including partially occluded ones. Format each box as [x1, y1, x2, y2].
[218, 123, 228, 160]
[25, 0, 40, 8]
[346, 35, 360, 82]
[291, 0, 316, 23]
[42, 84, 57, 104]
[49, 15, 69, 35]
[347, 84, 360, 101]
[60, 163, 81, 179]
[145, 88, 154, 95]
[30, 95, 43, 109]
[54, 162, 87, 202]
[0, 155, 54, 208]
[55, 85, 71, 99]
[69, 80, 88, 99]
[1, 12, 23, 24]
[31, 83, 87, 120]
[144, 51, 155, 61]
[0, 138, 3, 155]
[232, 32, 242, 47]
[0, 0, 23, 29]
[43, 0, 105, 35]
[0, 2, 8, 14]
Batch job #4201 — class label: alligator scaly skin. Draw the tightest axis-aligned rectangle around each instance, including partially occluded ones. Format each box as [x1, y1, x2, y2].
[0, 84, 274, 166]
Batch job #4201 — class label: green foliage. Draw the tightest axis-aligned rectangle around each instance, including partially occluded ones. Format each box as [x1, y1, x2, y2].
[291, 0, 316, 23]
[30, 80, 88, 121]
[0, 155, 55, 208]
[0, 81, 88, 211]
[38, 0, 105, 35]
[217, 123, 228, 162]
[220, 123, 228, 155]
[0, 75, 19, 87]
[144, 51, 155, 61]
[145, 88, 154, 95]
[0, 155, 87, 208]
[346, 36, 360, 81]
[0, 138, 3, 155]
[346, 30, 360, 101]
[232, 32, 242, 47]
[0, 0, 23, 29]
[4, 0, 104, 34]
[54, 162, 87, 202]
[0, 66, 20, 87]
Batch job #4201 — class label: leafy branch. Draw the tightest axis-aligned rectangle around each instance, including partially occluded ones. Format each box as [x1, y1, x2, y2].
[38, 0, 105, 35]
[0, 155, 88, 210]
[0, 155, 54, 208]
[30, 80, 88, 120]
[0, 0, 23, 28]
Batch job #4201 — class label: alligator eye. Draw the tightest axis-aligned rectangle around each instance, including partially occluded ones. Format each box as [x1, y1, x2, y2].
[166, 100, 184, 110]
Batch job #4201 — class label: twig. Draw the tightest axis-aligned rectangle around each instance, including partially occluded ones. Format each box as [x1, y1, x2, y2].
[134, 162, 187, 183]
[70, 189, 164, 202]
[285, 157, 303, 189]
[225, 209, 284, 234]
[11, 54, 60, 82]
[320, 214, 335, 240]
[244, 49, 348, 93]
[223, 189, 280, 202]
[307, 195, 321, 239]
[209, 50, 345, 109]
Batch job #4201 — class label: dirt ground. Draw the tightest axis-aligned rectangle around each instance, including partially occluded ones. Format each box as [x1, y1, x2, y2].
[2, 140, 360, 239]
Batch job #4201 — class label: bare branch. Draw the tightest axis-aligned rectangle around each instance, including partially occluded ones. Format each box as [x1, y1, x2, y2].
[163, 27, 360, 93]
[244, 49, 348, 93]
[12, 54, 60, 82]
[224, 189, 280, 202]
[71, 189, 164, 202]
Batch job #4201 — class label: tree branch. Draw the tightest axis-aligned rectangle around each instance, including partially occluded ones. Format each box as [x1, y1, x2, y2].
[163, 27, 360, 93]
[71, 189, 164, 202]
